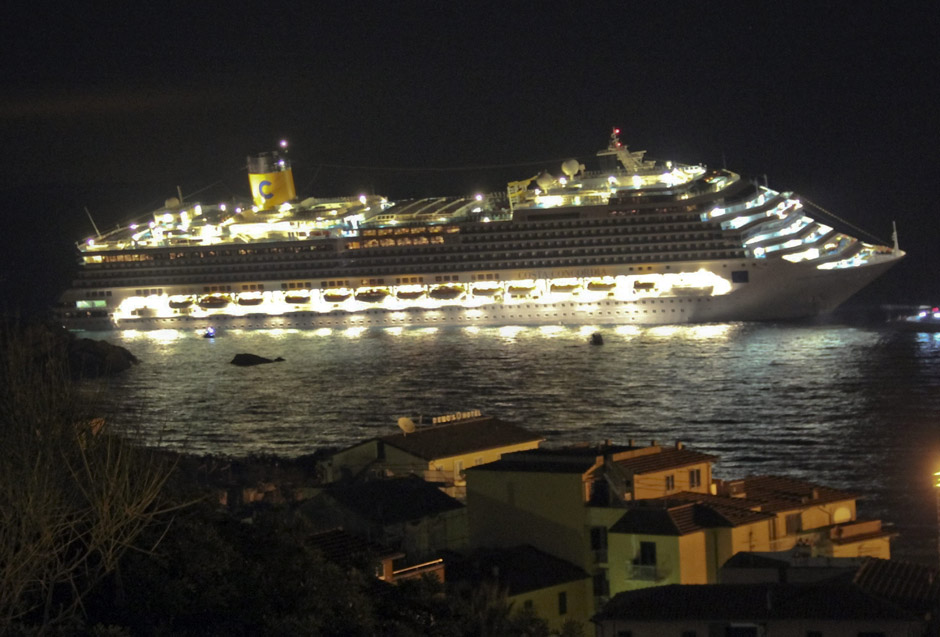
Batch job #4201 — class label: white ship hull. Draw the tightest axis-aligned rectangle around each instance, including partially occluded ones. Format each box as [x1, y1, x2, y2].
[59, 256, 899, 332]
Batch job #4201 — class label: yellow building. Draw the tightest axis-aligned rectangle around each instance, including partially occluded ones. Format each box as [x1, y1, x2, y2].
[449, 545, 592, 634]
[466, 442, 894, 616]
[715, 476, 894, 559]
[324, 414, 544, 499]
[467, 442, 719, 613]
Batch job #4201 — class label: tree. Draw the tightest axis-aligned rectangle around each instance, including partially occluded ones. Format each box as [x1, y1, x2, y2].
[0, 324, 178, 631]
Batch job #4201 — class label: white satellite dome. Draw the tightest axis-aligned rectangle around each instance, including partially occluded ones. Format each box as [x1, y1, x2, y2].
[561, 158, 584, 178]
[536, 171, 556, 191]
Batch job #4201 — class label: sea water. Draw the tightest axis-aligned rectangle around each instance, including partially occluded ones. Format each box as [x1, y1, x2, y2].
[83, 322, 940, 564]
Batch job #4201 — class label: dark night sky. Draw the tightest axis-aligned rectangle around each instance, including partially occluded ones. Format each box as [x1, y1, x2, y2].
[2, 1, 938, 315]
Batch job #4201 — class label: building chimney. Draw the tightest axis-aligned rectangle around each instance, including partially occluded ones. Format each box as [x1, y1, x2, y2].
[676, 441, 684, 450]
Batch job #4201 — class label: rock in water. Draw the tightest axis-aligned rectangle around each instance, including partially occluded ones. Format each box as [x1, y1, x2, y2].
[231, 353, 284, 366]
[68, 337, 139, 378]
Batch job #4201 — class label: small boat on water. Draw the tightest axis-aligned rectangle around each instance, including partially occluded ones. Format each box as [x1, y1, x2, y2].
[893, 306, 940, 332]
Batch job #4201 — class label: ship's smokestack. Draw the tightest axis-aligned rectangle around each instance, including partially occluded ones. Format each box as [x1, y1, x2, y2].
[247, 145, 296, 211]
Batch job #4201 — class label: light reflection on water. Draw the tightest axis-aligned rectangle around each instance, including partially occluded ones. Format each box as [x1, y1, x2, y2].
[90, 322, 940, 563]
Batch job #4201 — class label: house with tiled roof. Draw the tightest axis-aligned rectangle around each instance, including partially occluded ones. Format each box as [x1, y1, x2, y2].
[593, 581, 927, 637]
[715, 475, 895, 558]
[465, 441, 896, 618]
[448, 545, 592, 634]
[465, 441, 719, 615]
[608, 497, 778, 589]
[301, 475, 468, 564]
[322, 413, 543, 498]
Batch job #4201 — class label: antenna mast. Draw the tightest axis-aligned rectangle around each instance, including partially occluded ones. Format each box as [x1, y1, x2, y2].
[84, 207, 101, 238]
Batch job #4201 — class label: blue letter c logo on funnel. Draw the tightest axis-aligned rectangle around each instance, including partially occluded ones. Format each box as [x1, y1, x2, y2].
[258, 180, 273, 200]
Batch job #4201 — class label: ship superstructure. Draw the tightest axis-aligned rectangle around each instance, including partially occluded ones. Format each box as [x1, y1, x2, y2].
[56, 131, 903, 330]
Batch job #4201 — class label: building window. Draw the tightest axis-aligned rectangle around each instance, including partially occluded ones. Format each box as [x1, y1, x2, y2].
[665, 475, 675, 491]
[689, 468, 702, 488]
[639, 541, 656, 566]
[558, 591, 567, 615]
[785, 513, 803, 534]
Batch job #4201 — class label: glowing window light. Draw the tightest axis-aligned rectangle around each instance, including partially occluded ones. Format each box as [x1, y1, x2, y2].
[313, 327, 331, 336]
[782, 248, 821, 263]
[537, 195, 564, 208]
[162, 213, 174, 224]
[344, 327, 366, 338]
[632, 175, 642, 188]
[385, 326, 403, 336]
[464, 325, 481, 334]
[538, 325, 565, 336]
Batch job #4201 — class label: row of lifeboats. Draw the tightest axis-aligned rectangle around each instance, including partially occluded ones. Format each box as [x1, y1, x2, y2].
[164, 277, 707, 311]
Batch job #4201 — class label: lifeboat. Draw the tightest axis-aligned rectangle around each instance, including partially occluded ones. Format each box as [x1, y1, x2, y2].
[198, 294, 231, 309]
[471, 285, 501, 297]
[354, 288, 389, 303]
[550, 281, 580, 294]
[168, 295, 194, 309]
[670, 284, 713, 297]
[237, 292, 264, 306]
[284, 290, 311, 304]
[586, 279, 616, 292]
[396, 287, 426, 300]
[429, 285, 464, 300]
[507, 284, 536, 297]
[323, 289, 352, 303]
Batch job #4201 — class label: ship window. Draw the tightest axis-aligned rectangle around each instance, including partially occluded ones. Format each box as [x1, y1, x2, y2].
[731, 270, 749, 283]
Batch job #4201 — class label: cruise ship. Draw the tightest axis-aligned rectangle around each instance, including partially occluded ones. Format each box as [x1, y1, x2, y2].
[56, 130, 903, 331]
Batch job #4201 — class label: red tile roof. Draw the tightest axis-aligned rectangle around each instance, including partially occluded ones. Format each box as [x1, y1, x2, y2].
[380, 416, 543, 461]
[723, 475, 859, 512]
[612, 447, 717, 475]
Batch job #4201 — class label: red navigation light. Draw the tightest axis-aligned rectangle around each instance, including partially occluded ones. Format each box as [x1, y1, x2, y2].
[614, 128, 621, 135]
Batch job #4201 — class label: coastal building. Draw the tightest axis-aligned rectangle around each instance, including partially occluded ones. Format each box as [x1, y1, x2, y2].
[322, 413, 543, 498]
[447, 545, 592, 634]
[593, 581, 926, 637]
[308, 527, 445, 584]
[595, 554, 940, 636]
[465, 442, 894, 614]
[300, 475, 468, 563]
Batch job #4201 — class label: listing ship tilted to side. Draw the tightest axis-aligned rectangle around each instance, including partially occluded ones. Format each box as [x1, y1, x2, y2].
[56, 130, 904, 331]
